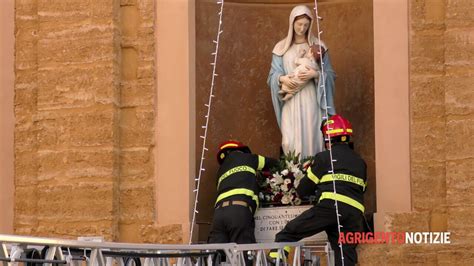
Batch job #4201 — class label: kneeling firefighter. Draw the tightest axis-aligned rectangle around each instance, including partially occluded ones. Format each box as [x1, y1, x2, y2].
[269, 114, 368, 266]
[208, 140, 279, 264]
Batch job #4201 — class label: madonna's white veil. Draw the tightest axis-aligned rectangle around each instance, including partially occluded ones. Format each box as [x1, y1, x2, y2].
[272, 5, 326, 56]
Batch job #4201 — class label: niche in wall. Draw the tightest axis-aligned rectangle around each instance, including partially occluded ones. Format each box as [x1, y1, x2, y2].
[196, 0, 375, 242]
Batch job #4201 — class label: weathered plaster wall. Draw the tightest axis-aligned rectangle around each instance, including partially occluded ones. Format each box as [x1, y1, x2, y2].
[359, 0, 474, 263]
[196, 0, 374, 241]
[0, 0, 15, 234]
[155, 0, 195, 244]
[372, 0, 411, 232]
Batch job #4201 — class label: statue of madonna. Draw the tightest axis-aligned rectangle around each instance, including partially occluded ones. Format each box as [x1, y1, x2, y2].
[267, 5, 336, 159]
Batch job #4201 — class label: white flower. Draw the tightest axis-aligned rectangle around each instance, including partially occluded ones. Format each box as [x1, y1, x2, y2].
[260, 159, 311, 206]
[271, 173, 284, 185]
[281, 194, 291, 204]
[285, 160, 295, 169]
[294, 170, 304, 180]
[291, 166, 300, 174]
[286, 160, 301, 172]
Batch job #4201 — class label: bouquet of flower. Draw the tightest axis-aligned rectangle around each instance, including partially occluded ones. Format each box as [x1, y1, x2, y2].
[258, 152, 313, 206]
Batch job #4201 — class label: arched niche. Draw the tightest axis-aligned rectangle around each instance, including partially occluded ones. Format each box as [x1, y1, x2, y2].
[195, 0, 375, 241]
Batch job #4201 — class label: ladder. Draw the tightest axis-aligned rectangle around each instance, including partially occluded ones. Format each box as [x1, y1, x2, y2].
[0, 234, 333, 266]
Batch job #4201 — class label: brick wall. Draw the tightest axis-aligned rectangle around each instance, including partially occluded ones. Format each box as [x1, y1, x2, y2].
[359, 0, 474, 264]
[14, 0, 182, 243]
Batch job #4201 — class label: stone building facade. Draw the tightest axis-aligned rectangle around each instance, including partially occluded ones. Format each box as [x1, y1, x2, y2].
[0, 0, 473, 264]
[359, 0, 474, 264]
[12, 0, 183, 243]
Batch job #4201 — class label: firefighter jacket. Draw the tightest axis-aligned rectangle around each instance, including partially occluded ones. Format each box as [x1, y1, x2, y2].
[297, 143, 367, 213]
[215, 151, 279, 213]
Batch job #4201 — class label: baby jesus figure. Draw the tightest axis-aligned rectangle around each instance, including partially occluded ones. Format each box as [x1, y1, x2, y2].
[278, 47, 320, 101]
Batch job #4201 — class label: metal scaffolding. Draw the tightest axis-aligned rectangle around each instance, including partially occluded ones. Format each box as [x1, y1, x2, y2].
[0, 234, 332, 266]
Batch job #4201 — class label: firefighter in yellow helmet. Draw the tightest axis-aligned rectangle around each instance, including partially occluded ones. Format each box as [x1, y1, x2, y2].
[269, 115, 367, 266]
[209, 140, 279, 264]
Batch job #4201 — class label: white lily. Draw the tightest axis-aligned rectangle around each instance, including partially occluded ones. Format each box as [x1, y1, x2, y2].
[294, 169, 304, 179]
[271, 173, 284, 185]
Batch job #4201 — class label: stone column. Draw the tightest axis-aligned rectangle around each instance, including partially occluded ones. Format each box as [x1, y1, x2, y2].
[0, 0, 14, 234]
[373, 0, 411, 231]
[117, 0, 157, 243]
[154, 0, 195, 244]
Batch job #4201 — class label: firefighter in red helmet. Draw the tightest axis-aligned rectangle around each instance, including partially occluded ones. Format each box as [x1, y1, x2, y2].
[209, 140, 279, 264]
[269, 114, 367, 266]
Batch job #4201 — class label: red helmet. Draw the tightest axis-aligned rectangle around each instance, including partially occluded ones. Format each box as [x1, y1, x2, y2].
[216, 140, 251, 164]
[321, 114, 353, 141]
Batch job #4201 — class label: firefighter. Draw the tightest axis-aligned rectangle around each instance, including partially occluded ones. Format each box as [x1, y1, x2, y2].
[208, 140, 279, 263]
[268, 114, 367, 266]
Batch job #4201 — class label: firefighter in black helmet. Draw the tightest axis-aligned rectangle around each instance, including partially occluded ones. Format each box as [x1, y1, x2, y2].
[269, 115, 367, 266]
[208, 140, 279, 263]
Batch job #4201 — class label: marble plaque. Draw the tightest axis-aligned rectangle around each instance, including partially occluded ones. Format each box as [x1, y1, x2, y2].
[255, 205, 328, 242]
